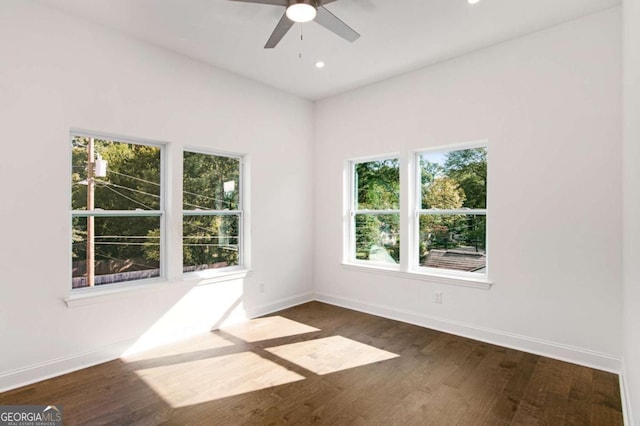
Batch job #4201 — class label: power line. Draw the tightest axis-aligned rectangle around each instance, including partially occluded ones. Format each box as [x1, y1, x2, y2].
[75, 168, 236, 208]
[72, 172, 241, 213]
[108, 170, 235, 207]
[185, 220, 239, 235]
[98, 183, 155, 210]
[108, 170, 160, 187]
[103, 181, 160, 199]
[183, 189, 232, 207]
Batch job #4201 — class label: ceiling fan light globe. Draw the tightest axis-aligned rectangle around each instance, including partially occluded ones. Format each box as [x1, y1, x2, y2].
[286, 3, 316, 23]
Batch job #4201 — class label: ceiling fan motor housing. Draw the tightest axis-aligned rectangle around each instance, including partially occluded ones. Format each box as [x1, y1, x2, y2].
[286, 0, 317, 23]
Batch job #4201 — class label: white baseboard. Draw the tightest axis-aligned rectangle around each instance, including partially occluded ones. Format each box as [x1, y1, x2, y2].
[621, 362, 636, 426]
[244, 292, 314, 319]
[314, 291, 621, 374]
[0, 338, 136, 394]
[0, 292, 315, 394]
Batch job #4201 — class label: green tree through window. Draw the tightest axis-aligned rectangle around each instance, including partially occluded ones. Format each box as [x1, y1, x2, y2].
[419, 147, 487, 274]
[183, 151, 242, 272]
[71, 135, 162, 288]
[352, 159, 400, 264]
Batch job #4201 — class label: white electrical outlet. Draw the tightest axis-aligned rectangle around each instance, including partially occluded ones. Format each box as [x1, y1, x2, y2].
[258, 282, 265, 293]
[435, 292, 443, 304]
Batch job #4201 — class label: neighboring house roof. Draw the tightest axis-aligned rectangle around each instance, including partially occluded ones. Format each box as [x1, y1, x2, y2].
[424, 248, 486, 272]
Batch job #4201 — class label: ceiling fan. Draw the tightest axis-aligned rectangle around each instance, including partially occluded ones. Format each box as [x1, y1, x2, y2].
[230, 0, 360, 48]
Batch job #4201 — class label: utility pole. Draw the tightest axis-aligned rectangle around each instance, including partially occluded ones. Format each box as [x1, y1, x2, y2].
[87, 138, 95, 287]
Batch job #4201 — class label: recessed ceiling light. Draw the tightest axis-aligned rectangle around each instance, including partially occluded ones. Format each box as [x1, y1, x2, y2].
[315, 61, 325, 69]
[286, 2, 317, 23]
[468, 0, 481, 4]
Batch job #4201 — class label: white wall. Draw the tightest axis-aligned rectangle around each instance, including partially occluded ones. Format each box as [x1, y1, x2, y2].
[314, 8, 622, 371]
[0, 0, 627, 400]
[623, 0, 640, 423]
[0, 1, 314, 390]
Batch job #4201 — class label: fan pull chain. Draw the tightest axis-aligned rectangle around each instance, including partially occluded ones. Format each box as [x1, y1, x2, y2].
[299, 24, 303, 59]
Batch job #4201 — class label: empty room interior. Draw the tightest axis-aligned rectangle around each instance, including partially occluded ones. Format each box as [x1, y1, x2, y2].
[1, 0, 639, 424]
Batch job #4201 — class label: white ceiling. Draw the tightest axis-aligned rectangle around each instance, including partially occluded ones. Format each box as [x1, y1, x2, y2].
[40, 0, 619, 100]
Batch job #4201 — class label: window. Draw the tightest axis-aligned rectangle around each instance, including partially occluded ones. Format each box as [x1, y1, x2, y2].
[416, 146, 487, 275]
[349, 157, 400, 266]
[71, 134, 163, 289]
[344, 144, 489, 284]
[183, 150, 243, 273]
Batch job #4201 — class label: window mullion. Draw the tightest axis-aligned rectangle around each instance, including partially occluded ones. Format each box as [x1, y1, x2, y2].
[399, 152, 410, 272]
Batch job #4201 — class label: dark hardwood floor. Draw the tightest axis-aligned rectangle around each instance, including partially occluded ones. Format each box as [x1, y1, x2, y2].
[0, 302, 623, 425]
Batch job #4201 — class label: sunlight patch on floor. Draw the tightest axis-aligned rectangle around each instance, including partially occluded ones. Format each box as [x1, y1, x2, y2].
[135, 351, 305, 407]
[266, 335, 399, 375]
[221, 316, 320, 342]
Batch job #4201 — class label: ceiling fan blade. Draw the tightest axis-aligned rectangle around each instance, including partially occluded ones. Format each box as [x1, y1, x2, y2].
[318, 0, 339, 4]
[228, 0, 287, 5]
[315, 6, 360, 43]
[265, 12, 295, 48]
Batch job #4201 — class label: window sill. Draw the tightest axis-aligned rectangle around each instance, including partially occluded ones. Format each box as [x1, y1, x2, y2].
[182, 267, 252, 286]
[341, 263, 493, 290]
[65, 268, 252, 308]
[65, 278, 171, 308]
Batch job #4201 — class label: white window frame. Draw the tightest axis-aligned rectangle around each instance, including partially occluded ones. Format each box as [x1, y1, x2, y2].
[343, 143, 491, 289]
[182, 148, 245, 278]
[345, 154, 401, 270]
[413, 142, 489, 280]
[69, 130, 166, 294]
